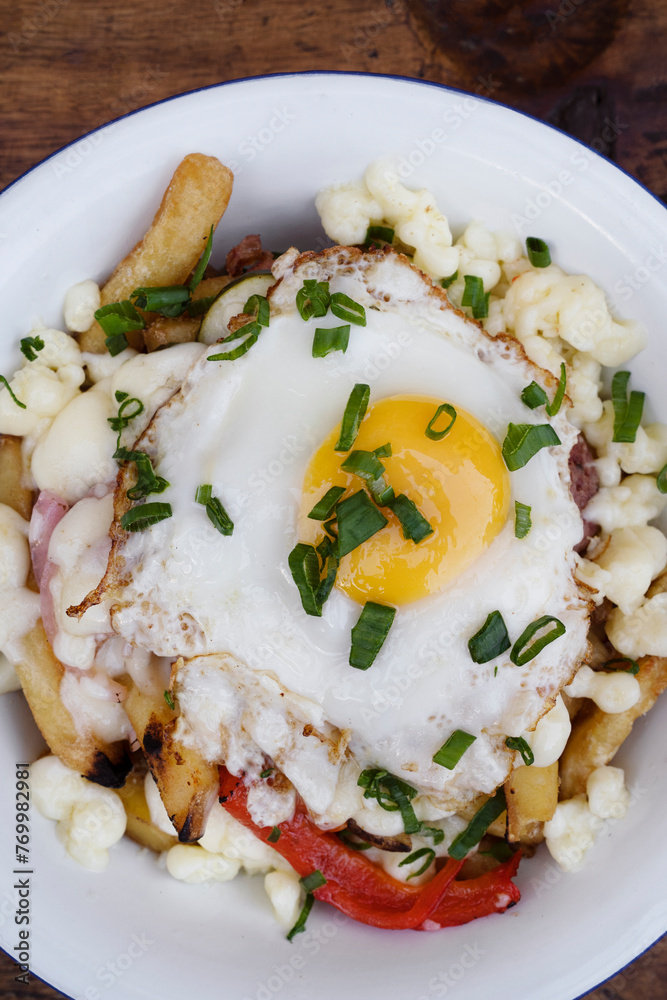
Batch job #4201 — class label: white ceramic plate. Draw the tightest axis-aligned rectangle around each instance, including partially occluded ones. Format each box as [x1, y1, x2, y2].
[1, 72, 666, 1000]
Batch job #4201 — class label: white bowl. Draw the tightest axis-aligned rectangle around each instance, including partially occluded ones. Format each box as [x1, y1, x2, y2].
[1, 72, 666, 1000]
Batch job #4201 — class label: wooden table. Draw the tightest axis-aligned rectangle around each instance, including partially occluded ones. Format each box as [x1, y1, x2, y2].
[0, 0, 665, 996]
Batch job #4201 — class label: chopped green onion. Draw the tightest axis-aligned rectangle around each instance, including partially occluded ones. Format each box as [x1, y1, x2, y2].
[461, 275, 490, 319]
[188, 225, 214, 294]
[105, 333, 129, 356]
[505, 736, 534, 766]
[308, 486, 346, 521]
[95, 300, 145, 340]
[286, 893, 314, 942]
[125, 451, 169, 500]
[521, 382, 548, 410]
[330, 292, 366, 327]
[479, 840, 515, 862]
[336, 490, 388, 557]
[336, 830, 372, 850]
[546, 363, 567, 416]
[468, 610, 510, 664]
[510, 615, 566, 666]
[335, 383, 370, 452]
[187, 293, 218, 317]
[0, 376, 26, 409]
[131, 285, 190, 316]
[316, 548, 339, 607]
[349, 601, 396, 670]
[433, 730, 477, 770]
[657, 464, 667, 494]
[365, 225, 394, 247]
[341, 449, 395, 506]
[419, 824, 445, 845]
[296, 279, 330, 320]
[288, 542, 323, 617]
[108, 394, 144, 435]
[20, 335, 44, 361]
[448, 787, 507, 860]
[300, 870, 327, 893]
[425, 403, 457, 441]
[514, 501, 532, 539]
[526, 237, 551, 268]
[373, 442, 392, 458]
[398, 847, 436, 879]
[602, 656, 640, 676]
[502, 422, 561, 471]
[611, 371, 645, 443]
[163, 690, 175, 710]
[244, 293, 270, 327]
[358, 769, 420, 834]
[440, 270, 458, 289]
[267, 826, 281, 843]
[195, 483, 213, 505]
[387, 494, 433, 543]
[312, 325, 350, 357]
[260, 768, 274, 779]
[120, 502, 172, 532]
[207, 321, 261, 361]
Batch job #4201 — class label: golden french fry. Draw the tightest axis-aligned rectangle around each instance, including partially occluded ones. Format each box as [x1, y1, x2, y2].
[116, 762, 178, 853]
[0, 435, 32, 520]
[505, 762, 558, 844]
[559, 654, 667, 799]
[124, 681, 218, 843]
[14, 621, 131, 787]
[80, 154, 234, 353]
[143, 275, 232, 351]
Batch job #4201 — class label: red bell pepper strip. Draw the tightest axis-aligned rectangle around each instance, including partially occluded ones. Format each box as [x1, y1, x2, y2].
[219, 768, 521, 931]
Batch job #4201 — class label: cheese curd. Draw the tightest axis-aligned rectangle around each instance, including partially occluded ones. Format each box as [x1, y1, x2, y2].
[578, 526, 667, 614]
[0, 329, 85, 437]
[606, 594, 667, 658]
[545, 765, 631, 871]
[0, 503, 41, 670]
[564, 665, 640, 714]
[63, 280, 101, 334]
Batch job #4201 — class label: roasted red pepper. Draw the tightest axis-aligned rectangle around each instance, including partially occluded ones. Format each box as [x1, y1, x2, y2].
[219, 768, 521, 931]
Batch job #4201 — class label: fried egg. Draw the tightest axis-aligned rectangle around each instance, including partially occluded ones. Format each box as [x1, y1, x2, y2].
[96, 247, 589, 828]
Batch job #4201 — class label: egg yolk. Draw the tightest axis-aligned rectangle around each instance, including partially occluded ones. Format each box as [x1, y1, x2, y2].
[300, 395, 510, 606]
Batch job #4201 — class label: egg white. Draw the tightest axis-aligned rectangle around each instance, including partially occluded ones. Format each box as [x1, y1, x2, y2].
[103, 247, 589, 826]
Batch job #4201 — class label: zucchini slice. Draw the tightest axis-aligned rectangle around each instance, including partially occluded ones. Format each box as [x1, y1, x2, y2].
[198, 271, 274, 344]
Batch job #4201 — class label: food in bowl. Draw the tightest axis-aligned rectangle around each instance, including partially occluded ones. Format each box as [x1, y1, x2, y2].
[2, 153, 666, 937]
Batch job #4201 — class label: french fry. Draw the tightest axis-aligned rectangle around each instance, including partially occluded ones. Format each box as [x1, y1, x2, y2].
[14, 621, 131, 787]
[143, 275, 232, 351]
[0, 435, 32, 520]
[559, 654, 667, 799]
[124, 681, 218, 843]
[505, 762, 558, 844]
[116, 762, 178, 854]
[80, 154, 234, 353]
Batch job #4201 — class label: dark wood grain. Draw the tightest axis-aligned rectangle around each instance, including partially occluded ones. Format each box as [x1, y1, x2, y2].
[0, 0, 665, 996]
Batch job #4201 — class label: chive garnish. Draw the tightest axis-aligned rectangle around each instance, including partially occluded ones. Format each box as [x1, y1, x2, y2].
[0, 376, 26, 409]
[20, 335, 44, 361]
[425, 403, 457, 441]
[387, 494, 433, 543]
[420, 824, 445, 845]
[468, 611, 511, 664]
[336, 490, 388, 557]
[308, 486, 346, 521]
[335, 383, 370, 452]
[602, 656, 640, 675]
[611, 371, 645, 443]
[312, 325, 350, 357]
[336, 830, 372, 851]
[288, 542, 324, 617]
[195, 484, 234, 535]
[349, 601, 396, 670]
[286, 893, 314, 942]
[480, 840, 516, 863]
[521, 382, 548, 410]
[365, 225, 394, 247]
[510, 615, 566, 666]
[505, 736, 534, 766]
[95, 300, 145, 340]
[244, 293, 270, 327]
[105, 333, 130, 356]
[125, 451, 169, 500]
[296, 279, 330, 321]
[120, 502, 172, 532]
[526, 237, 551, 268]
[433, 730, 477, 770]
[398, 847, 436, 880]
[300, 871, 327, 894]
[208, 320, 262, 361]
[546, 363, 567, 416]
[195, 484, 213, 505]
[341, 450, 395, 506]
[502, 422, 561, 471]
[448, 787, 507, 860]
[440, 269, 458, 289]
[108, 392, 144, 455]
[187, 293, 218, 318]
[330, 292, 366, 327]
[658, 464, 667, 494]
[267, 826, 281, 843]
[260, 767, 274, 779]
[131, 285, 191, 316]
[358, 769, 420, 834]
[514, 501, 532, 539]
[373, 442, 392, 458]
[164, 690, 175, 710]
[188, 226, 214, 294]
[461, 275, 490, 319]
